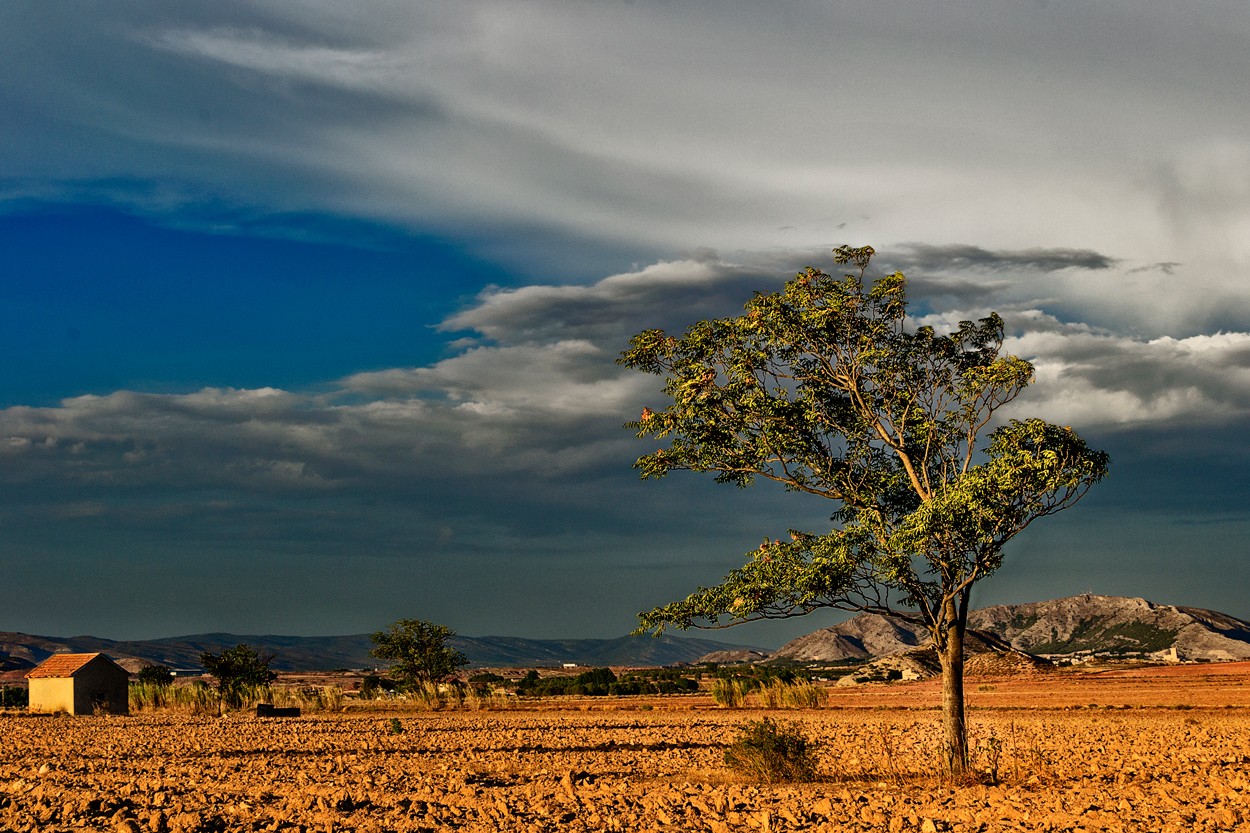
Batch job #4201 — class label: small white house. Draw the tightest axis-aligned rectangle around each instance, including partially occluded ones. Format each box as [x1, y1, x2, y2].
[26, 653, 130, 715]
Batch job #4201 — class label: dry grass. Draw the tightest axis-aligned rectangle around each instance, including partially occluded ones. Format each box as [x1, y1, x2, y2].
[128, 682, 344, 714]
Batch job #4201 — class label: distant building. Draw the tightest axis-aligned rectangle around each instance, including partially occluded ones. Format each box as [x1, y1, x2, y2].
[26, 653, 130, 715]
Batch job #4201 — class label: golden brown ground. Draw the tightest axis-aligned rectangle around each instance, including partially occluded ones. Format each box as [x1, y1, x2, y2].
[3, 663, 1249, 832]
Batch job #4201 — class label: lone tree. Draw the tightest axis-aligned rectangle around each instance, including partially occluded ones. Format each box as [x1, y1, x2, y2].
[370, 619, 468, 690]
[200, 643, 276, 708]
[135, 664, 175, 687]
[621, 245, 1108, 775]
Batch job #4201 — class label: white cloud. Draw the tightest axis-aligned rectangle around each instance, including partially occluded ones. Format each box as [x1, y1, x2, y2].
[4, 249, 1248, 513]
[1009, 315, 1250, 429]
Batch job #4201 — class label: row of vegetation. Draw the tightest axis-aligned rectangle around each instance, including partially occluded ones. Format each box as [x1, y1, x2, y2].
[0, 686, 28, 708]
[128, 680, 344, 714]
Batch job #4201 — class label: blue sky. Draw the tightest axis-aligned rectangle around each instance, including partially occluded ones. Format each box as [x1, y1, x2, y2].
[2, 2, 1249, 644]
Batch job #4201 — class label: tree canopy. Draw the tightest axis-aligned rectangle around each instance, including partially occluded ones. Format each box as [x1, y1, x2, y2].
[369, 619, 468, 689]
[621, 245, 1109, 773]
[199, 643, 276, 707]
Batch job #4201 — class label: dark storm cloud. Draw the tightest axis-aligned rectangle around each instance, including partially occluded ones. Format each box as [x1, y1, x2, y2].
[890, 244, 1117, 274]
[436, 250, 823, 347]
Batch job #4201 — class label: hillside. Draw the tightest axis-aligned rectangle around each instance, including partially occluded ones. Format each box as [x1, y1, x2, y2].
[0, 630, 763, 674]
[766, 595, 1250, 664]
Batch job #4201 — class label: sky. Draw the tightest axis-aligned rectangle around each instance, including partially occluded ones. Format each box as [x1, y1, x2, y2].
[2, 2, 1249, 646]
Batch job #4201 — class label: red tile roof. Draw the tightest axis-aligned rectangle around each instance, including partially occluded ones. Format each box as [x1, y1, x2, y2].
[25, 653, 112, 678]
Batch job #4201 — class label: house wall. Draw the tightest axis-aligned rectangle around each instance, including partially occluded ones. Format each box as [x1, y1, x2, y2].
[72, 659, 130, 715]
[28, 677, 76, 714]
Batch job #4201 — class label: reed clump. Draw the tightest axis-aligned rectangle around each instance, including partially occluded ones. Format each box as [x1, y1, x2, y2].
[129, 682, 344, 714]
[753, 679, 829, 709]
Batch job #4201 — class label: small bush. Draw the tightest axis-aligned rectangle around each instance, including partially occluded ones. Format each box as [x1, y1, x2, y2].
[136, 665, 175, 686]
[360, 674, 398, 699]
[723, 718, 819, 783]
[1, 686, 29, 708]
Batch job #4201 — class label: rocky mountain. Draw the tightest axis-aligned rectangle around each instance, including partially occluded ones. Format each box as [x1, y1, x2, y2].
[769, 613, 925, 662]
[765, 595, 1250, 664]
[0, 630, 763, 674]
[969, 594, 1250, 661]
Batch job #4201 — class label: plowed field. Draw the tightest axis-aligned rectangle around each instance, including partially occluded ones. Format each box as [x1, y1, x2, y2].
[3, 663, 1249, 832]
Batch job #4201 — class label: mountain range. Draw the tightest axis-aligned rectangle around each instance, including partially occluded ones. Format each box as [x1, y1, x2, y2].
[768, 594, 1250, 664]
[0, 630, 763, 675]
[5, 595, 1249, 678]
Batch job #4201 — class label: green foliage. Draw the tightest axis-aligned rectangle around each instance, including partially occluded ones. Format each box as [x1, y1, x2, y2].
[609, 668, 700, 696]
[136, 664, 175, 686]
[387, 717, 404, 735]
[511, 666, 703, 698]
[1009, 612, 1040, 630]
[359, 674, 398, 699]
[1024, 618, 1181, 655]
[622, 247, 1108, 633]
[723, 718, 819, 783]
[1, 686, 28, 708]
[621, 245, 1109, 774]
[370, 619, 468, 690]
[200, 644, 277, 708]
[517, 667, 618, 697]
[467, 671, 506, 695]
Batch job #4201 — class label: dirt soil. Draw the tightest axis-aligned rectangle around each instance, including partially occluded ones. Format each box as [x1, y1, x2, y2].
[3, 663, 1249, 832]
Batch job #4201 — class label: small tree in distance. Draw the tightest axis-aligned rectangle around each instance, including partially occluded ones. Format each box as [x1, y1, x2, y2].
[621, 245, 1109, 776]
[136, 664, 175, 686]
[370, 619, 468, 690]
[200, 644, 276, 708]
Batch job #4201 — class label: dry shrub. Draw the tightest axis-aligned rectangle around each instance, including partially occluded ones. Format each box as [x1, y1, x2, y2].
[723, 717, 819, 783]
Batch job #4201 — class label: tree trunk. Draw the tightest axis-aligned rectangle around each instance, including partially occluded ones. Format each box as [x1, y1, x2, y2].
[936, 600, 969, 777]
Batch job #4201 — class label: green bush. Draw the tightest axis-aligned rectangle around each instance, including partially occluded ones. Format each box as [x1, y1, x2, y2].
[360, 674, 398, 699]
[136, 664, 175, 686]
[723, 718, 819, 783]
[517, 667, 618, 697]
[1, 686, 28, 708]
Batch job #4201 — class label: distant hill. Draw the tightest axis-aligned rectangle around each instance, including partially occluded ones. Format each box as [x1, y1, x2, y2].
[0, 630, 764, 674]
[765, 595, 1250, 664]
